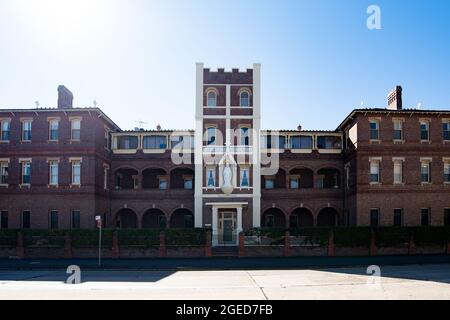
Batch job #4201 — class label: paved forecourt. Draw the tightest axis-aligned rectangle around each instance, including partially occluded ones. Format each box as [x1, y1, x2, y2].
[0, 264, 449, 299]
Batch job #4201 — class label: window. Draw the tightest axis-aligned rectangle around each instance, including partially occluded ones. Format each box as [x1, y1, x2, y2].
[1, 120, 10, 141]
[22, 210, 31, 229]
[289, 177, 299, 189]
[370, 159, 380, 183]
[317, 136, 341, 149]
[316, 175, 324, 189]
[0, 162, 8, 184]
[49, 161, 58, 185]
[239, 127, 250, 146]
[393, 160, 403, 184]
[71, 210, 80, 229]
[240, 167, 249, 187]
[264, 135, 286, 149]
[21, 161, 31, 184]
[393, 120, 403, 140]
[22, 120, 32, 141]
[420, 121, 429, 141]
[143, 136, 167, 149]
[117, 136, 138, 149]
[104, 130, 110, 149]
[444, 209, 450, 226]
[206, 168, 216, 187]
[50, 210, 58, 229]
[370, 209, 379, 227]
[0, 211, 8, 229]
[206, 127, 216, 145]
[443, 122, 450, 141]
[264, 177, 274, 189]
[171, 135, 194, 149]
[158, 176, 168, 190]
[240, 91, 249, 107]
[71, 160, 81, 185]
[420, 161, 431, 183]
[290, 136, 313, 149]
[207, 91, 217, 107]
[421, 208, 430, 226]
[444, 162, 450, 183]
[103, 166, 109, 189]
[183, 177, 193, 189]
[159, 215, 167, 228]
[393, 209, 403, 226]
[49, 120, 59, 141]
[71, 119, 81, 140]
[369, 120, 379, 140]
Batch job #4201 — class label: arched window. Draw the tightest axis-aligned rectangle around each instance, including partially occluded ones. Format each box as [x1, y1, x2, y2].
[207, 91, 217, 107]
[240, 91, 249, 107]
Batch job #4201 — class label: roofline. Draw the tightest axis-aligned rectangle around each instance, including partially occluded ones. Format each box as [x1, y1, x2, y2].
[0, 107, 121, 131]
[336, 108, 450, 131]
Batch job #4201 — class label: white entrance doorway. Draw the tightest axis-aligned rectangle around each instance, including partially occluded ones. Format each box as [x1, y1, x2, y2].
[207, 202, 246, 247]
[218, 211, 237, 245]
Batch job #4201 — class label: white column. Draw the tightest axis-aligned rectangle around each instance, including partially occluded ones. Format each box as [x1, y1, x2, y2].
[194, 62, 204, 228]
[225, 84, 231, 147]
[236, 206, 243, 233]
[252, 63, 262, 228]
[212, 206, 218, 246]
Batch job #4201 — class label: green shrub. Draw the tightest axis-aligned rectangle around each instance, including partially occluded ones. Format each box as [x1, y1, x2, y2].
[289, 227, 330, 245]
[118, 229, 160, 247]
[23, 229, 67, 247]
[70, 229, 112, 248]
[334, 227, 372, 247]
[375, 227, 412, 246]
[414, 227, 448, 245]
[0, 229, 18, 246]
[166, 228, 207, 245]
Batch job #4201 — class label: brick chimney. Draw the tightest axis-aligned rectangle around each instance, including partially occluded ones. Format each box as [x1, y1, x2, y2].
[57, 85, 73, 109]
[387, 85, 402, 110]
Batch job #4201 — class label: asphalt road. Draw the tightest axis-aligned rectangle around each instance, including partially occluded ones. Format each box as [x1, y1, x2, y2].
[1, 255, 450, 270]
[0, 264, 449, 299]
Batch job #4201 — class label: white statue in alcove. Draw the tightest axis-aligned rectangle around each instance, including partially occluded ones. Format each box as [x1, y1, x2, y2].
[221, 159, 234, 195]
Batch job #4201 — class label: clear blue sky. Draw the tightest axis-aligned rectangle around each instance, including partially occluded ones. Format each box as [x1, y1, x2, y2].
[0, 0, 449, 131]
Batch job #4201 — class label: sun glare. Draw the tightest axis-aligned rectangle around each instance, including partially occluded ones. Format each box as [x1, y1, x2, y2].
[8, 0, 112, 54]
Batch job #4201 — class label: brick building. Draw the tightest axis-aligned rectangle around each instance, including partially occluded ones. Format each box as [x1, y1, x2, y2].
[1, 65, 450, 247]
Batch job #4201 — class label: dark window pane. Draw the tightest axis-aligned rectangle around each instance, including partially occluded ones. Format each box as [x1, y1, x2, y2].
[393, 209, 403, 226]
[421, 209, 429, 226]
[370, 209, 379, 227]
[22, 211, 30, 229]
[444, 209, 450, 226]
[118, 136, 138, 149]
[317, 136, 341, 149]
[50, 210, 58, 229]
[0, 211, 8, 229]
[71, 210, 80, 229]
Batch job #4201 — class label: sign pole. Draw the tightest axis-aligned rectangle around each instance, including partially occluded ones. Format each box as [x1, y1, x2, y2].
[95, 215, 102, 267]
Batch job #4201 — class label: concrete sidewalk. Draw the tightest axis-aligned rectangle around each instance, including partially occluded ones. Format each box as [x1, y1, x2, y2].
[1, 254, 450, 270]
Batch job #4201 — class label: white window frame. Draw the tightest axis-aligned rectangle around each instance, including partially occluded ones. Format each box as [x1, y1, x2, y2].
[206, 127, 217, 146]
[393, 119, 403, 141]
[20, 159, 31, 185]
[207, 90, 217, 107]
[420, 120, 430, 141]
[48, 119, 59, 141]
[103, 165, 109, 190]
[48, 160, 59, 186]
[392, 158, 404, 184]
[443, 158, 450, 184]
[0, 119, 11, 142]
[0, 160, 9, 186]
[70, 118, 81, 141]
[239, 90, 250, 107]
[369, 157, 381, 184]
[369, 119, 380, 141]
[70, 158, 82, 185]
[420, 158, 432, 184]
[21, 119, 32, 141]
